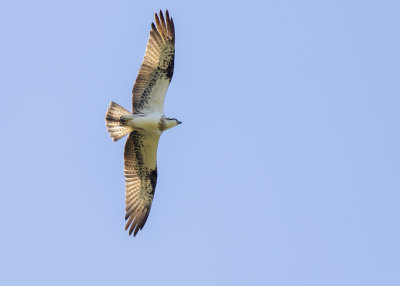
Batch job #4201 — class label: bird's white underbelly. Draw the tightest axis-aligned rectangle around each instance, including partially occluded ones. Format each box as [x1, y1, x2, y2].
[124, 114, 162, 132]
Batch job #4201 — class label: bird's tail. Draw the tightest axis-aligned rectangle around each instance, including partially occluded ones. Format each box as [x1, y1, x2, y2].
[105, 101, 132, 142]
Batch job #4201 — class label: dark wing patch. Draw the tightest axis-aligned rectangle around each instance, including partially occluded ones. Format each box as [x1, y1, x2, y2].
[124, 131, 160, 237]
[132, 10, 175, 115]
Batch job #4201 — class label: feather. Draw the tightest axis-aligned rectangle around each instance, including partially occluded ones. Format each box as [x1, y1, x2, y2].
[131, 10, 175, 114]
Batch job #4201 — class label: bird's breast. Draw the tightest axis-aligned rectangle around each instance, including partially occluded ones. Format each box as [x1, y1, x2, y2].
[125, 114, 163, 133]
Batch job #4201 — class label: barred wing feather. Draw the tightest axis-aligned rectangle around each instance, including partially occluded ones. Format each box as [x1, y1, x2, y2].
[132, 10, 175, 115]
[124, 131, 160, 236]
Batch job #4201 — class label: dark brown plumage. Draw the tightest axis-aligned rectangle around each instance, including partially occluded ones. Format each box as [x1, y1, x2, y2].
[131, 10, 175, 114]
[124, 131, 160, 236]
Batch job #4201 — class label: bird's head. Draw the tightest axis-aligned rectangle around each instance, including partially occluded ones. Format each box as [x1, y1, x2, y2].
[168, 117, 182, 125]
[163, 117, 182, 130]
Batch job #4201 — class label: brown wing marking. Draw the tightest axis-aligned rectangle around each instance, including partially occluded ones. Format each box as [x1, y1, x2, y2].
[131, 10, 175, 114]
[123, 131, 160, 236]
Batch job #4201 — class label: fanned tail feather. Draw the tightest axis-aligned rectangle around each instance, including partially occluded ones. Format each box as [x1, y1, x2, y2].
[105, 101, 132, 142]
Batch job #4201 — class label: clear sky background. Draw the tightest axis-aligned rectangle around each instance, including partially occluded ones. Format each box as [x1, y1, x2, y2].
[1, 0, 399, 285]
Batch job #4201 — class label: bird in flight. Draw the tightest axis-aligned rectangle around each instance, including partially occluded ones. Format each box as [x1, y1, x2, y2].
[105, 10, 180, 237]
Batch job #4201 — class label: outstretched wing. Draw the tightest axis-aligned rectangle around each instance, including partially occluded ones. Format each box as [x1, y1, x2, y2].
[132, 10, 175, 115]
[124, 131, 160, 237]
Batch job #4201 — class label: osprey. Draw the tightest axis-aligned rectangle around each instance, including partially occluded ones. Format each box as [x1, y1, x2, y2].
[105, 10, 180, 237]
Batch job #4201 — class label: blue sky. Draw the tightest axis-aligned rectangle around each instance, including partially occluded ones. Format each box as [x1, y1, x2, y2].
[1, 0, 399, 285]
